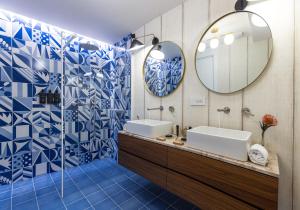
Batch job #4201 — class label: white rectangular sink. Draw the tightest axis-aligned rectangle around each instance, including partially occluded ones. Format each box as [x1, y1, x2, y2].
[187, 126, 251, 161]
[124, 119, 173, 138]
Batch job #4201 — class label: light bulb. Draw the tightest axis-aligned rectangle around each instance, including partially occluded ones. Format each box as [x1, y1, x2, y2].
[150, 50, 165, 60]
[251, 15, 267, 27]
[210, 38, 219, 49]
[198, 42, 206, 52]
[224, 34, 235, 45]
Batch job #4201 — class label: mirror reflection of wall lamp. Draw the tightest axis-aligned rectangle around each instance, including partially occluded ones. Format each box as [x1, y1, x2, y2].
[129, 33, 159, 51]
[235, 0, 269, 10]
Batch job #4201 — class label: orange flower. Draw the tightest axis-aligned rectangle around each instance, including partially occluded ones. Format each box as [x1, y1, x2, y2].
[262, 114, 278, 126]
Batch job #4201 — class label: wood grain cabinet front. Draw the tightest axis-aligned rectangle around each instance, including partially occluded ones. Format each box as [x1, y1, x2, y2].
[167, 147, 278, 210]
[118, 134, 278, 210]
[118, 133, 168, 167]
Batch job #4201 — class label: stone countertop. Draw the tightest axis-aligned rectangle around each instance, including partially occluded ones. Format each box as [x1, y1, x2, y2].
[119, 131, 280, 178]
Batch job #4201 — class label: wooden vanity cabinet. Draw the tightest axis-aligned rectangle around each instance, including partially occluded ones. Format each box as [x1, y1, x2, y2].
[118, 133, 278, 210]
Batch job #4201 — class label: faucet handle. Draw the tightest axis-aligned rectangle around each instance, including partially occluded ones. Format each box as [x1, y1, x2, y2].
[217, 106, 230, 114]
[241, 107, 254, 116]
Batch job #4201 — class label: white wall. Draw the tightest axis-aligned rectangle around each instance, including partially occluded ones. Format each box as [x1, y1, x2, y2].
[294, 0, 300, 209]
[131, 0, 295, 209]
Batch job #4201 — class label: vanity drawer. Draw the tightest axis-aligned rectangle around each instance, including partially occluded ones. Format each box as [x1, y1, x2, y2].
[167, 147, 278, 210]
[119, 150, 167, 188]
[167, 170, 258, 210]
[118, 133, 168, 167]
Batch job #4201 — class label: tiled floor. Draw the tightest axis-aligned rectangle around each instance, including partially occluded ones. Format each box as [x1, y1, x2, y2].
[0, 159, 199, 210]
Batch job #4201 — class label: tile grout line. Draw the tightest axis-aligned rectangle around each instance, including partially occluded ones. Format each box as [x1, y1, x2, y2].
[32, 177, 41, 210]
[77, 164, 123, 209]
[64, 168, 95, 209]
[49, 172, 68, 210]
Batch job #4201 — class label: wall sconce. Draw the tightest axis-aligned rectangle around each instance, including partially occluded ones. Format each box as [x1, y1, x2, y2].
[235, 0, 268, 10]
[129, 33, 159, 51]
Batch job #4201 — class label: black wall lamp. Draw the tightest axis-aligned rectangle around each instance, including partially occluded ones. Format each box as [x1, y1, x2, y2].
[235, 0, 268, 10]
[129, 33, 159, 51]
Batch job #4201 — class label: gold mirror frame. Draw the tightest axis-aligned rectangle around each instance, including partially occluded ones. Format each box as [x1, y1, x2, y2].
[143, 41, 186, 97]
[194, 11, 273, 94]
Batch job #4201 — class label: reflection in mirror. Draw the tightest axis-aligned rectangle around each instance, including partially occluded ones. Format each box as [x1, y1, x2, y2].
[195, 11, 272, 93]
[144, 41, 185, 97]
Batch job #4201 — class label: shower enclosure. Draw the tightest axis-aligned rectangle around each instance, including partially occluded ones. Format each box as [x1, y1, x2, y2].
[0, 9, 131, 206]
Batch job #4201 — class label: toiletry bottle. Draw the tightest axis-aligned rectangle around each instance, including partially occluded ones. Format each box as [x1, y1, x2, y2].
[47, 90, 54, 104]
[53, 90, 61, 104]
[39, 89, 47, 104]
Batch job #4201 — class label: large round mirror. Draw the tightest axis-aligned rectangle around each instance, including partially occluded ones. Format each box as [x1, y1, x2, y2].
[195, 11, 272, 93]
[144, 41, 185, 97]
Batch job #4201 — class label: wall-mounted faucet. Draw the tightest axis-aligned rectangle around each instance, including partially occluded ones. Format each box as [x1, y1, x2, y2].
[217, 106, 230, 114]
[147, 106, 164, 111]
[241, 107, 255, 116]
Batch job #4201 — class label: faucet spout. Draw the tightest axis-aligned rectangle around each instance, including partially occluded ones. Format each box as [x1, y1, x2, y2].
[147, 106, 164, 111]
[217, 106, 230, 114]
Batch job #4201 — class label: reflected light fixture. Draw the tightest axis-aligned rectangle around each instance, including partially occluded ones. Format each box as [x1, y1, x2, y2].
[198, 42, 206, 52]
[129, 33, 159, 52]
[224, 34, 235, 45]
[210, 38, 219, 49]
[251, 14, 268, 27]
[150, 45, 165, 60]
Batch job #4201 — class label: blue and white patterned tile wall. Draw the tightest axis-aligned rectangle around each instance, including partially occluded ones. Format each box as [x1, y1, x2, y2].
[0, 9, 131, 185]
[144, 56, 182, 97]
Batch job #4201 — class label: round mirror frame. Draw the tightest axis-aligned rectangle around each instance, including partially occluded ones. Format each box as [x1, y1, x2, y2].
[194, 11, 273, 94]
[143, 41, 186, 97]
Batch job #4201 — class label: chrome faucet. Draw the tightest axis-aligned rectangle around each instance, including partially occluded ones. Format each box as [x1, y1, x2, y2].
[217, 106, 230, 114]
[147, 106, 164, 111]
[241, 107, 255, 116]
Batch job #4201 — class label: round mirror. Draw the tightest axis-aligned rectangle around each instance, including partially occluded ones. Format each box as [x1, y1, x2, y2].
[144, 41, 185, 97]
[195, 11, 272, 93]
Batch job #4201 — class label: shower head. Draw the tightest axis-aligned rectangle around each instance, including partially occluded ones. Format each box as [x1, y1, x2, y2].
[83, 72, 93, 77]
[79, 42, 99, 51]
[83, 72, 103, 79]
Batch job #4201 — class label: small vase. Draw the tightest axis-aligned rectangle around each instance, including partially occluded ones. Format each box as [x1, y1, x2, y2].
[261, 132, 265, 146]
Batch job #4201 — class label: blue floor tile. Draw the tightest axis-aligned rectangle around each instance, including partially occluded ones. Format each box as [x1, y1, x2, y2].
[94, 198, 118, 210]
[119, 197, 144, 210]
[134, 188, 156, 204]
[13, 198, 38, 210]
[111, 190, 132, 205]
[0, 159, 197, 210]
[146, 198, 170, 210]
[86, 190, 108, 205]
[0, 198, 11, 210]
[66, 198, 91, 210]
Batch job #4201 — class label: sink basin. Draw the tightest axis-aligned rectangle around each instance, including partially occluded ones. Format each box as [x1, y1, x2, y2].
[187, 126, 251, 161]
[124, 119, 173, 138]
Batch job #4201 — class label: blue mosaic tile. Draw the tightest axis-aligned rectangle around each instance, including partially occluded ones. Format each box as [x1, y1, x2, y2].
[0, 8, 131, 184]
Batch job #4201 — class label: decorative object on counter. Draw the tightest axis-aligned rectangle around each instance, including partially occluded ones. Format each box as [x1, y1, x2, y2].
[173, 137, 184, 146]
[165, 134, 173, 138]
[173, 125, 184, 146]
[248, 144, 269, 166]
[156, 136, 166, 141]
[260, 114, 278, 146]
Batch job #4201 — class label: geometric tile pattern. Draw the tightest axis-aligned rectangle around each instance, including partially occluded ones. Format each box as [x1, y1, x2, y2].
[0, 159, 199, 210]
[144, 56, 183, 97]
[0, 9, 131, 185]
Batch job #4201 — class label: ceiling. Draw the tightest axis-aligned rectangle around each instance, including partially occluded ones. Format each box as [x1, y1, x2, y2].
[0, 0, 183, 44]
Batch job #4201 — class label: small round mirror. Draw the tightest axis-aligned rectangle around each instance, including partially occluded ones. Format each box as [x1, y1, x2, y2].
[144, 41, 185, 97]
[195, 11, 272, 93]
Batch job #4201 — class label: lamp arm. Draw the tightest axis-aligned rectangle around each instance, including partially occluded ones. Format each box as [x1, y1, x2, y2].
[135, 33, 156, 39]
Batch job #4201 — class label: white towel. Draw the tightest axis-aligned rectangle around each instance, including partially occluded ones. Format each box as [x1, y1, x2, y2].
[248, 144, 269, 166]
